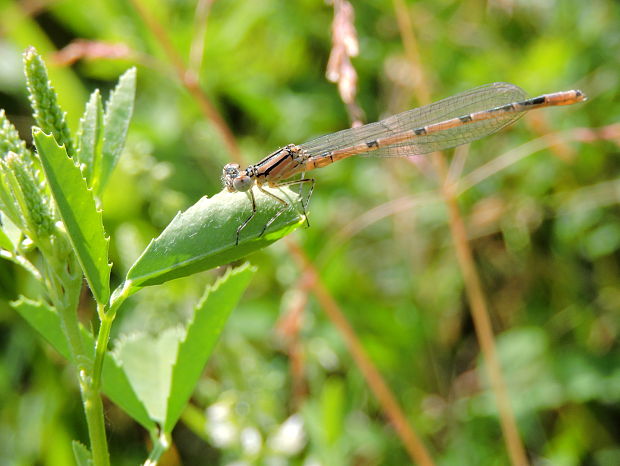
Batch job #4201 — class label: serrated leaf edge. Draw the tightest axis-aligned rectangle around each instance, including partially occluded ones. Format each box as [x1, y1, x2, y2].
[34, 130, 112, 301]
[71, 440, 93, 466]
[161, 264, 255, 431]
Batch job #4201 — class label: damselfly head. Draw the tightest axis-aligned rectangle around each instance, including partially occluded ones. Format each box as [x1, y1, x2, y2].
[222, 163, 241, 192]
[222, 163, 254, 193]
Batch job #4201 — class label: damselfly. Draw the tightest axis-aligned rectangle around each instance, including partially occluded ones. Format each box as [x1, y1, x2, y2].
[222, 82, 586, 244]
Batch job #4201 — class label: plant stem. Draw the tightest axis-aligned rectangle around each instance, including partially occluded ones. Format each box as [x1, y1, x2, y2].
[433, 154, 529, 466]
[79, 371, 110, 466]
[285, 238, 436, 466]
[51, 253, 110, 466]
[144, 430, 171, 466]
[92, 311, 113, 391]
[391, 4, 529, 463]
[92, 281, 132, 390]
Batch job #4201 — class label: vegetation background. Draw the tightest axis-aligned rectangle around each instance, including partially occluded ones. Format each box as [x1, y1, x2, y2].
[0, 0, 618, 464]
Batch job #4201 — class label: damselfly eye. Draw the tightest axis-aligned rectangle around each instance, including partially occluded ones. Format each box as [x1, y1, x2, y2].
[233, 175, 253, 192]
[222, 163, 242, 191]
[223, 163, 240, 175]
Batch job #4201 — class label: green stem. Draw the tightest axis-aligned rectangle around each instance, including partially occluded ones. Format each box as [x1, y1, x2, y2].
[92, 312, 112, 391]
[92, 281, 132, 390]
[144, 430, 171, 466]
[80, 373, 110, 466]
[54, 265, 85, 368]
[48, 251, 110, 466]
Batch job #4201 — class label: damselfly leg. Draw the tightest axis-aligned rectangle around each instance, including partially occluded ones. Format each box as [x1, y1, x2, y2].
[258, 178, 315, 237]
[234, 177, 315, 245]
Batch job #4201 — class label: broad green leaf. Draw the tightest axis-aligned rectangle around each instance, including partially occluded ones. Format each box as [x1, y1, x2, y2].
[99, 340, 155, 430]
[72, 441, 93, 466]
[98, 68, 136, 194]
[112, 327, 185, 424]
[164, 264, 255, 432]
[33, 129, 111, 304]
[12, 296, 155, 430]
[102, 265, 254, 429]
[126, 186, 305, 289]
[12, 297, 71, 358]
[76, 89, 103, 186]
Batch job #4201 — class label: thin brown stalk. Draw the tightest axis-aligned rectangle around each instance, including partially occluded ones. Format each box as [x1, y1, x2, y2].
[275, 272, 313, 408]
[326, 0, 365, 126]
[188, 0, 215, 79]
[53, 40, 133, 65]
[18, 0, 56, 17]
[392, 0, 431, 105]
[392, 1, 529, 464]
[434, 155, 529, 466]
[53, 40, 166, 75]
[285, 238, 436, 466]
[128, 0, 243, 165]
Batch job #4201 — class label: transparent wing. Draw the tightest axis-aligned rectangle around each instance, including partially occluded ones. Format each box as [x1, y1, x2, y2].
[299, 82, 529, 157]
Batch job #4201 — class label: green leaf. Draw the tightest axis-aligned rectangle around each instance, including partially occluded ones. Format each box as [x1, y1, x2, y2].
[126, 186, 305, 289]
[12, 297, 71, 358]
[12, 296, 155, 430]
[97, 67, 136, 194]
[72, 441, 93, 466]
[99, 344, 155, 430]
[112, 327, 185, 424]
[76, 89, 103, 186]
[164, 264, 255, 432]
[111, 265, 254, 429]
[33, 129, 111, 304]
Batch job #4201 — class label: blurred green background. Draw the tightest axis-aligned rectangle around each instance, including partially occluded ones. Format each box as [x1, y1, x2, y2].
[0, 0, 619, 464]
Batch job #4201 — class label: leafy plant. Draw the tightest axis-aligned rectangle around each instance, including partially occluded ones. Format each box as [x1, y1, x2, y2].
[0, 47, 304, 465]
